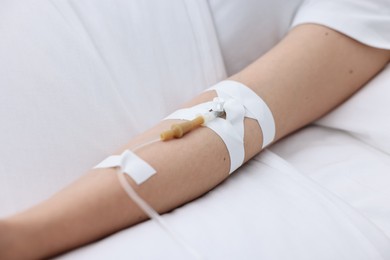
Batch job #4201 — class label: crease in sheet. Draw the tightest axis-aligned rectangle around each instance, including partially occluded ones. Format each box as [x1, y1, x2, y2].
[258, 149, 390, 259]
[183, 0, 227, 85]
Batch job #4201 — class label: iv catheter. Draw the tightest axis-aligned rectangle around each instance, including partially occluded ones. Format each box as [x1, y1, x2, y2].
[160, 98, 225, 141]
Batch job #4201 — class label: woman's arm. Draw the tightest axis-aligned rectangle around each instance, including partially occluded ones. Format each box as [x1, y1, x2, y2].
[2, 24, 390, 259]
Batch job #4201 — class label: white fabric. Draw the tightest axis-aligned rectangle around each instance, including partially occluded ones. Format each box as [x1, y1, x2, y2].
[1, 0, 390, 259]
[208, 0, 304, 75]
[209, 0, 390, 76]
[292, 0, 390, 50]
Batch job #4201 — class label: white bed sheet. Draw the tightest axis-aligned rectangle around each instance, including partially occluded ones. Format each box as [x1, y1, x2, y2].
[57, 126, 390, 259]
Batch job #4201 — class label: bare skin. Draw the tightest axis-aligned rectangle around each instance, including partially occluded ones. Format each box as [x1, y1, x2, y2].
[1, 24, 390, 259]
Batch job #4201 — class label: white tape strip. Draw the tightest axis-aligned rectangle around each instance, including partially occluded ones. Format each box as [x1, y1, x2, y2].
[209, 80, 276, 148]
[165, 97, 245, 173]
[207, 118, 244, 172]
[94, 150, 156, 185]
[165, 80, 276, 173]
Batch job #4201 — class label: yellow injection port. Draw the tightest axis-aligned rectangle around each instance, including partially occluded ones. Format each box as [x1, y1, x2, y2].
[160, 116, 205, 141]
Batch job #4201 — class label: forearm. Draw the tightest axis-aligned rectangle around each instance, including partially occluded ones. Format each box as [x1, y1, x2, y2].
[3, 24, 390, 259]
[4, 108, 239, 259]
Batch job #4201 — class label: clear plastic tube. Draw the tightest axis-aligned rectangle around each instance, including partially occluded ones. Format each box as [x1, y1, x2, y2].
[117, 139, 205, 259]
[116, 103, 226, 257]
[130, 138, 161, 152]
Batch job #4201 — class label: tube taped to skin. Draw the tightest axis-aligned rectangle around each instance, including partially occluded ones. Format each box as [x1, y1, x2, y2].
[208, 80, 276, 148]
[94, 152, 203, 258]
[165, 102, 244, 173]
[165, 80, 276, 173]
[94, 150, 156, 185]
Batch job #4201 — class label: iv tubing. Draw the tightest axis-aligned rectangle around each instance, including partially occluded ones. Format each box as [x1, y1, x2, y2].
[117, 170, 203, 259]
[117, 136, 205, 259]
[116, 111, 224, 258]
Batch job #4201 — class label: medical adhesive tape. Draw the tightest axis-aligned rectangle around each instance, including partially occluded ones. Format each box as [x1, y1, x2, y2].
[165, 80, 276, 173]
[94, 149, 156, 185]
[165, 100, 245, 173]
[94, 80, 275, 181]
[208, 80, 276, 148]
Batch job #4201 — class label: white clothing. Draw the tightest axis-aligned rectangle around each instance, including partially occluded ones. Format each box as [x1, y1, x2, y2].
[210, 0, 390, 75]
